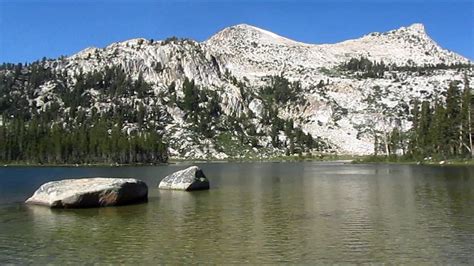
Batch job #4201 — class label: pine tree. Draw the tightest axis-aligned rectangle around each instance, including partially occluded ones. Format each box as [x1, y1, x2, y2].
[271, 123, 280, 148]
[418, 101, 432, 156]
[460, 73, 472, 156]
[445, 81, 462, 156]
[430, 100, 447, 157]
[408, 99, 420, 156]
[389, 128, 400, 155]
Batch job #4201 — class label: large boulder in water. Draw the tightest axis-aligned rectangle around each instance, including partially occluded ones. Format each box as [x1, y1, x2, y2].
[25, 178, 148, 208]
[158, 166, 210, 191]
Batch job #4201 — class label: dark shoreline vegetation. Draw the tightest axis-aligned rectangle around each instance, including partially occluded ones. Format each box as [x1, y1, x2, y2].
[352, 155, 474, 166]
[0, 63, 168, 165]
[0, 154, 345, 167]
[2, 154, 473, 167]
[369, 74, 474, 162]
[0, 118, 168, 165]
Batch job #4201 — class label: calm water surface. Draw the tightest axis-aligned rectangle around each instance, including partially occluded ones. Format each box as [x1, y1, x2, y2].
[0, 162, 473, 264]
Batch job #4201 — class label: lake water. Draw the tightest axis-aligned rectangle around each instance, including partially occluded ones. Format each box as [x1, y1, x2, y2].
[0, 162, 473, 264]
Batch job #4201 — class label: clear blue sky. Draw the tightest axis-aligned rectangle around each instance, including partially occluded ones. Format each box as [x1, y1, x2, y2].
[0, 0, 473, 63]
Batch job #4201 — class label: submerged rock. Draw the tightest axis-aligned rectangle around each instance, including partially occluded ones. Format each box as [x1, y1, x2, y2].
[158, 166, 210, 191]
[26, 178, 148, 208]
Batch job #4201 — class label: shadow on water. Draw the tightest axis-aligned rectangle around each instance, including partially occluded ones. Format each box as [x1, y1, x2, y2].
[0, 162, 473, 263]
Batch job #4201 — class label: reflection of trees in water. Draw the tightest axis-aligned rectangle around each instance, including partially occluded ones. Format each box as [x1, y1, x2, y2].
[256, 163, 310, 262]
[25, 203, 150, 263]
[440, 167, 474, 261]
[414, 166, 474, 245]
[3, 163, 473, 263]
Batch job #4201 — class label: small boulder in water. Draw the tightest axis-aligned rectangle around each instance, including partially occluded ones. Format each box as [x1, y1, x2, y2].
[26, 178, 148, 208]
[158, 166, 210, 191]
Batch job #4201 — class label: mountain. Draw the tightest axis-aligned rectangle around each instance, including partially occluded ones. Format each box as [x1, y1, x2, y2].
[207, 23, 468, 84]
[0, 23, 472, 161]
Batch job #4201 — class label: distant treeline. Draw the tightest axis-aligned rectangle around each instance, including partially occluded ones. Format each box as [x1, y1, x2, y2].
[340, 57, 472, 78]
[0, 62, 168, 164]
[381, 75, 473, 160]
[0, 118, 168, 164]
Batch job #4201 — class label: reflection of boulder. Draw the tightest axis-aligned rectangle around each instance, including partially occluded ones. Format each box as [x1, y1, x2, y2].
[158, 166, 210, 191]
[26, 178, 148, 208]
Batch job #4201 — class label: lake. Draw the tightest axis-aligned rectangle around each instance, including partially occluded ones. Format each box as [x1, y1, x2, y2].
[0, 162, 473, 264]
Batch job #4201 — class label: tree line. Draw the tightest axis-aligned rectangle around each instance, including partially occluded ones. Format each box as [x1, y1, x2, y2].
[341, 57, 472, 79]
[0, 62, 168, 164]
[382, 74, 473, 160]
[0, 117, 168, 165]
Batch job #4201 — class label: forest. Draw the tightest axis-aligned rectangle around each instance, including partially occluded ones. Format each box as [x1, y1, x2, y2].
[0, 59, 472, 164]
[0, 62, 168, 164]
[0, 61, 321, 164]
[0, 118, 168, 164]
[381, 74, 473, 161]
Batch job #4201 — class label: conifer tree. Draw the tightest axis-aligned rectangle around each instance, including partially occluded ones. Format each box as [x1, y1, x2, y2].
[461, 73, 472, 156]
[445, 81, 462, 156]
[417, 101, 432, 156]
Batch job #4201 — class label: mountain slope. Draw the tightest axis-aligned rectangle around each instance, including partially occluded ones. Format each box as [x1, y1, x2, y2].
[0, 23, 472, 159]
[206, 23, 469, 84]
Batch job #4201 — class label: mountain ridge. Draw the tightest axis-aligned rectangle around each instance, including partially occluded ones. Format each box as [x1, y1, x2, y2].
[1, 23, 472, 159]
[205, 23, 469, 83]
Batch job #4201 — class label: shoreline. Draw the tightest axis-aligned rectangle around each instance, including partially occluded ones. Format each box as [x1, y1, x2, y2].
[351, 157, 474, 166]
[2, 156, 473, 167]
[0, 154, 359, 167]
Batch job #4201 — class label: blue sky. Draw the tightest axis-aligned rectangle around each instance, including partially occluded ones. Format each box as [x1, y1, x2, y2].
[0, 0, 472, 63]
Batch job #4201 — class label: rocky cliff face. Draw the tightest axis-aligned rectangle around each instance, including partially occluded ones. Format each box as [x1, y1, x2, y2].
[206, 23, 468, 83]
[2, 23, 472, 158]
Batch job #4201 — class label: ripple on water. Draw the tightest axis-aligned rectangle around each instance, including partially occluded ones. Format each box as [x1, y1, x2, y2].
[0, 163, 473, 263]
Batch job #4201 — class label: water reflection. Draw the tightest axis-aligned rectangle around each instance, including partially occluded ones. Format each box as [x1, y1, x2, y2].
[0, 162, 473, 263]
